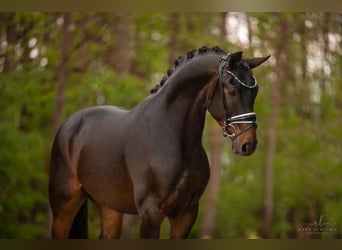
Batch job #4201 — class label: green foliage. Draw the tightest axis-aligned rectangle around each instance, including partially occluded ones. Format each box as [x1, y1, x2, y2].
[64, 65, 148, 115]
[0, 67, 53, 238]
[0, 12, 341, 239]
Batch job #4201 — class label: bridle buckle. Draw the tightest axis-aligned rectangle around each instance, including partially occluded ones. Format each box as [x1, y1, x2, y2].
[222, 121, 236, 138]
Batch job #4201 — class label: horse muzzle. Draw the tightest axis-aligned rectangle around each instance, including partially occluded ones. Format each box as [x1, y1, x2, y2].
[232, 138, 257, 156]
[221, 112, 257, 156]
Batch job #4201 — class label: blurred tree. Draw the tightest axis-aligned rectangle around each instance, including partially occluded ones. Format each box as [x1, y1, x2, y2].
[2, 13, 16, 73]
[53, 13, 70, 133]
[168, 12, 180, 65]
[113, 12, 132, 74]
[0, 12, 341, 239]
[262, 13, 289, 238]
[200, 12, 227, 239]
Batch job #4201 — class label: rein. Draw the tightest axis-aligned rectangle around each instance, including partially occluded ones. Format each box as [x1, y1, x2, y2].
[215, 54, 258, 140]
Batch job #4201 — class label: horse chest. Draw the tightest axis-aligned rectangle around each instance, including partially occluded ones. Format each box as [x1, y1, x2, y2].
[163, 167, 208, 215]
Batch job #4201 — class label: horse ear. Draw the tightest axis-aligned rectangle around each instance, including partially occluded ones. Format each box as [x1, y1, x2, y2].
[228, 51, 243, 69]
[246, 55, 271, 69]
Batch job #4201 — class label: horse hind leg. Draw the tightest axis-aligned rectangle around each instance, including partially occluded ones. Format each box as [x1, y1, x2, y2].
[50, 189, 87, 238]
[98, 206, 123, 239]
[49, 168, 87, 238]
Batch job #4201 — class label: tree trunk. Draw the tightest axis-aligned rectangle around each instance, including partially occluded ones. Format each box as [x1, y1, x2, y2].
[262, 13, 289, 238]
[321, 13, 331, 95]
[3, 13, 16, 73]
[168, 12, 180, 65]
[52, 13, 71, 133]
[78, 14, 88, 73]
[219, 12, 227, 42]
[299, 15, 309, 112]
[113, 12, 131, 74]
[245, 14, 253, 51]
[45, 13, 71, 238]
[200, 13, 226, 238]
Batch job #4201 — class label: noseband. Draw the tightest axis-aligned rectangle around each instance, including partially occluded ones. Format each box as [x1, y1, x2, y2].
[215, 54, 258, 140]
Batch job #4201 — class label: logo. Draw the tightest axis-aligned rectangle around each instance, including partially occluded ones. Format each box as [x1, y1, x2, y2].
[298, 215, 337, 236]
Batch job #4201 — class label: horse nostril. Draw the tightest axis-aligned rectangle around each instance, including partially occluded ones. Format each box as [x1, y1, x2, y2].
[241, 141, 257, 155]
[242, 142, 251, 155]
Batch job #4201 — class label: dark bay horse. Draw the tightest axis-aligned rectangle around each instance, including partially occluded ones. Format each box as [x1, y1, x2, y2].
[48, 46, 270, 238]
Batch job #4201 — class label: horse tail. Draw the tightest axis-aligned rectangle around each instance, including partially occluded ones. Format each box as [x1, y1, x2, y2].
[69, 200, 88, 238]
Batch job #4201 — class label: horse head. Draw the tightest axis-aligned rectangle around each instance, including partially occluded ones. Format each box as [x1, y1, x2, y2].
[208, 51, 270, 156]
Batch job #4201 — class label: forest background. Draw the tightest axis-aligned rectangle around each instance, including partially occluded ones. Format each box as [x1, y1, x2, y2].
[0, 12, 341, 239]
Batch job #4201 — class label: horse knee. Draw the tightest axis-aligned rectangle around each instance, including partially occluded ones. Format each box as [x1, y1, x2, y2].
[137, 197, 165, 239]
[139, 212, 164, 238]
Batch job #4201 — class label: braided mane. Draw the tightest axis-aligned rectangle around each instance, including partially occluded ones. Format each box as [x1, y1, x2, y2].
[150, 45, 227, 94]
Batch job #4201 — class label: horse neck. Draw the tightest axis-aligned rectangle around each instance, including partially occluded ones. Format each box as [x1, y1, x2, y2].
[158, 54, 220, 148]
[164, 54, 219, 103]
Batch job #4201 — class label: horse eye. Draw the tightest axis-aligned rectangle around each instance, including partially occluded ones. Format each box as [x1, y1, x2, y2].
[229, 90, 235, 96]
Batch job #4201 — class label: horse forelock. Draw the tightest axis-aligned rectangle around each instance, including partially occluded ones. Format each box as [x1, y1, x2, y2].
[149, 45, 227, 95]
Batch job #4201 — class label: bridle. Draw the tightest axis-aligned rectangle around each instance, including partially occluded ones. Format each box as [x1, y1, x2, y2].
[213, 53, 258, 140]
[217, 54, 257, 140]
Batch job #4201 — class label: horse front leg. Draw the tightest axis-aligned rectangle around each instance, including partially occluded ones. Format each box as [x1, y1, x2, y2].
[168, 203, 199, 239]
[138, 195, 165, 239]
